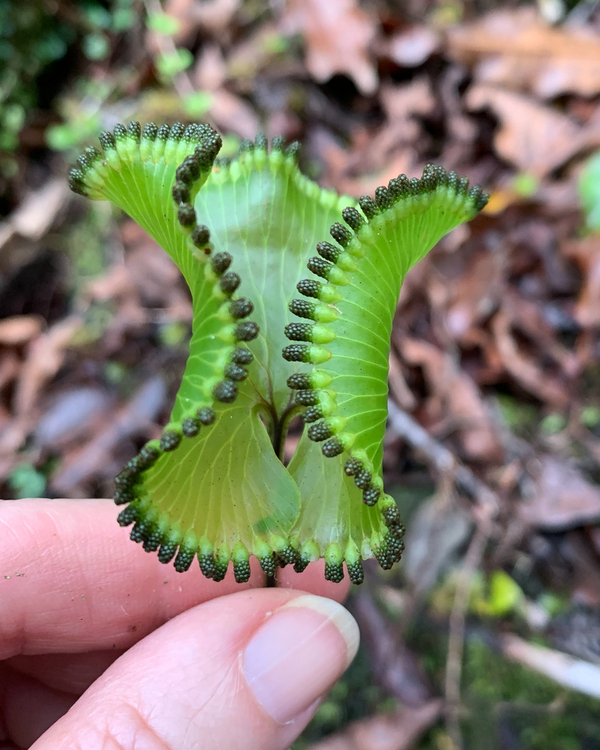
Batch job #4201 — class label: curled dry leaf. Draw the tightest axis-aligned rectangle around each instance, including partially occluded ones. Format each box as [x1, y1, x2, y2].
[519, 456, 600, 530]
[443, 249, 506, 340]
[386, 26, 440, 68]
[14, 316, 83, 420]
[280, 0, 378, 95]
[403, 492, 473, 594]
[378, 78, 435, 148]
[491, 309, 570, 408]
[0, 315, 44, 346]
[466, 84, 600, 179]
[164, 0, 240, 39]
[399, 337, 504, 462]
[562, 236, 600, 328]
[51, 376, 167, 495]
[448, 8, 600, 99]
[0, 179, 69, 250]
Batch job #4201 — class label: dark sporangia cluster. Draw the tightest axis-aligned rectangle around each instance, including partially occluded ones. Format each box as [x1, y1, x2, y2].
[289, 299, 317, 320]
[172, 124, 222, 234]
[228, 132, 300, 163]
[203, 249, 259, 403]
[229, 298, 254, 319]
[296, 278, 326, 298]
[160, 430, 182, 452]
[295, 390, 319, 406]
[307, 421, 335, 442]
[325, 560, 345, 584]
[233, 558, 251, 584]
[329, 223, 352, 248]
[174, 546, 195, 573]
[340, 207, 365, 232]
[317, 241, 342, 263]
[69, 121, 222, 199]
[282, 344, 312, 363]
[284, 323, 314, 342]
[346, 560, 364, 585]
[307, 256, 333, 281]
[287, 373, 313, 390]
[302, 405, 324, 423]
[321, 437, 345, 457]
[344, 457, 381, 506]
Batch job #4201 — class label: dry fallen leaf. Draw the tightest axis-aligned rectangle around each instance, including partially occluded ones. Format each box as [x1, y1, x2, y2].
[491, 309, 570, 408]
[403, 491, 473, 594]
[442, 250, 506, 340]
[520, 456, 600, 530]
[208, 89, 261, 140]
[0, 179, 69, 250]
[400, 337, 504, 462]
[562, 236, 600, 328]
[51, 376, 167, 495]
[14, 316, 83, 419]
[466, 84, 600, 179]
[280, 0, 378, 95]
[0, 315, 44, 346]
[385, 26, 439, 68]
[449, 8, 600, 99]
[164, 0, 240, 39]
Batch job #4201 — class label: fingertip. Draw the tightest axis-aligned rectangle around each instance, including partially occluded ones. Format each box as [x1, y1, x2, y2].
[276, 559, 352, 603]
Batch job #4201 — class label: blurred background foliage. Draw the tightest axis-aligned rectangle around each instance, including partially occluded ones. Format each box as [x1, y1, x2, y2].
[2, 1, 600, 748]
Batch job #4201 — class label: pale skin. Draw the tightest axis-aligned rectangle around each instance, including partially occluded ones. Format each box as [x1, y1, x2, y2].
[0, 499, 358, 750]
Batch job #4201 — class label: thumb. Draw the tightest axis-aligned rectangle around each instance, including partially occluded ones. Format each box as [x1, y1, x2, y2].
[33, 589, 359, 750]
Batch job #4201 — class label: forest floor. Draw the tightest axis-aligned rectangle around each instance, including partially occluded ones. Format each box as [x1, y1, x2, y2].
[1, 1, 600, 748]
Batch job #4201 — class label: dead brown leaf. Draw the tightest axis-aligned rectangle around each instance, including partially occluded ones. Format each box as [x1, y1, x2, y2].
[378, 78, 435, 148]
[209, 89, 261, 140]
[385, 26, 439, 68]
[449, 8, 600, 99]
[562, 236, 600, 329]
[442, 250, 506, 340]
[399, 337, 504, 462]
[491, 310, 570, 408]
[306, 701, 442, 750]
[0, 315, 44, 346]
[51, 376, 167, 495]
[403, 491, 473, 594]
[466, 84, 600, 179]
[0, 179, 69, 250]
[164, 0, 240, 39]
[280, 0, 378, 95]
[14, 316, 83, 419]
[519, 456, 600, 529]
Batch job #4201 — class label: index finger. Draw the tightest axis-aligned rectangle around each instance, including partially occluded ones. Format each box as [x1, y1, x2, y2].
[0, 498, 263, 659]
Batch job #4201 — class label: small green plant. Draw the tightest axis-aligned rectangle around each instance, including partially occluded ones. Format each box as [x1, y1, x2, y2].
[69, 122, 488, 583]
[579, 150, 600, 232]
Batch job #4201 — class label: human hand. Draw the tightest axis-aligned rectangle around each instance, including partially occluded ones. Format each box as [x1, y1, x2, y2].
[0, 498, 359, 749]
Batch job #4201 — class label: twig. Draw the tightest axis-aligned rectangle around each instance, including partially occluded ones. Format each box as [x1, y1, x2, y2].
[444, 523, 490, 750]
[387, 399, 499, 518]
[386, 399, 499, 749]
